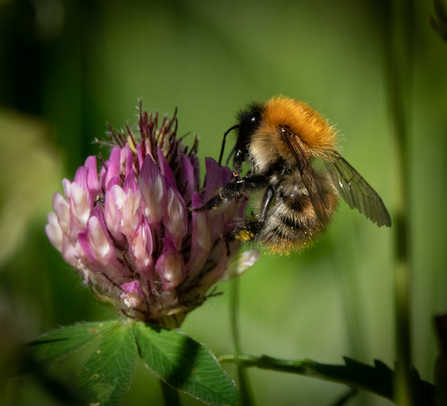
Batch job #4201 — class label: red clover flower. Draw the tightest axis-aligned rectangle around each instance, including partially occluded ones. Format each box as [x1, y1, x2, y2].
[46, 105, 259, 328]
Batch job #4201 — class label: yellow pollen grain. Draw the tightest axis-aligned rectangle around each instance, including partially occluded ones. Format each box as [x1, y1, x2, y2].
[237, 229, 254, 242]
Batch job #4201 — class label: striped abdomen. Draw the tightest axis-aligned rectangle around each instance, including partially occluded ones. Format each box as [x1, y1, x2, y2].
[257, 169, 338, 253]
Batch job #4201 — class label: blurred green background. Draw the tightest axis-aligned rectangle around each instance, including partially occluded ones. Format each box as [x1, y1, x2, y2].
[0, 0, 446, 405]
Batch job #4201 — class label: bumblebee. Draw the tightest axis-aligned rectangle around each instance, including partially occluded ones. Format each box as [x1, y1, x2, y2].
[198, 96, 391, 253]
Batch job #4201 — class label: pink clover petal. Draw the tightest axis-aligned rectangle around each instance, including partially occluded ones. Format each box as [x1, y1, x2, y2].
[86, 216, 111, 264]
[121, 280, 144, 294]
[191, 155, 200, 189]
[120, 281, 145, 308]
[85, 155, 100, 192]
[180, 154, 196, 205]
[104, 187, 122, 241]
[164, 188, 187, 248]
[45, 212, 63, 252]
[104, 147, 121, 188]
[123, 169, 137, 192]
[99, 165, 107, 189]
[109, 184, 141, 239]
[120, 145, 130, 170]
[189, 190, 203, 211]
[104, 185, 121, 238]
[185, 192, 211, 280]
[61, 237, 78, 267]
[52, 190, 67, 210]
[219, 165, 232, 184]
[78, 208, 128, 283]
[194, 239, 227, 293]
[190, 193, 211, 251]
[136, 144, 144, 169]
[77, 229, 97, 264]
[130, 221, 153, 274]
[80, 205, 115, 265]
[155, 239, 185, 290]
[68, 182, 90, 227]
[203, 157, 221, 202]
[220, 249, 260, 282]
[207, 210, 226, 244]
[157, 147, 177, 189]
[84, 156, 100, 206]
[106, 175, 121, 191]
[125, 148, 133, 175]
[139, 155, 165, 224]
[52, 192, 70, 234]
[62, 178, 72, 198]
[73, 166, 88, 192]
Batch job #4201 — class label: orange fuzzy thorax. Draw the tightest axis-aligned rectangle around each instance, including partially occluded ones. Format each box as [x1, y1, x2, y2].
[248, 95, 337, 174]
[264, 96, 336, 155]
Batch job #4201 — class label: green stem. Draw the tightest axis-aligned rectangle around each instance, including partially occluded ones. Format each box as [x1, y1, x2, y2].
[160, 379, 181, 406]
[218, 354, 394, 401]
[382, 0, 414, 403]
[218, 354, 435, 405]
[230, 277, 255, 406]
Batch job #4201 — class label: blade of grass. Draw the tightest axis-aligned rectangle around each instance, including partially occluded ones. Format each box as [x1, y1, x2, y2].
[230, 277, 255, 406]
[380, 0, 414, 403]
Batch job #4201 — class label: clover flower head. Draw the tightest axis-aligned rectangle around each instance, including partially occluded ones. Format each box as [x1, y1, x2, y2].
[46, 103, 259, 327]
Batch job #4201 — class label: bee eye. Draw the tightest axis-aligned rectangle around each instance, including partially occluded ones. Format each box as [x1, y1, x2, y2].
[239, 110, 261, 137]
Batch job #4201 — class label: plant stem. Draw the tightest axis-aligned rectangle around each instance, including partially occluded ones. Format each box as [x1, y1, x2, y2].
[160, 379, 181, 406]
[382, 0, 414, 403]
[230, 277, 255, 406]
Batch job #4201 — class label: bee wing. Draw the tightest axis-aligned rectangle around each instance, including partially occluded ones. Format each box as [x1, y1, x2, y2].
[283, 136, 330, 224]
[324, 151, 391, 227]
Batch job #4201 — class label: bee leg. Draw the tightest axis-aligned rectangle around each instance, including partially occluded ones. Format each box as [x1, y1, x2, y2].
[192, 173, 268, 212]
[191, 193, 225, 212]
[258, 184, 276, 223]
[191, 177, 244, 212]
[234, 183, 276, 242]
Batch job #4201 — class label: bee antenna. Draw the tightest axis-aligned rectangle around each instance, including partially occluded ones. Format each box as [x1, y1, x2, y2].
[218, 125, 239, 166]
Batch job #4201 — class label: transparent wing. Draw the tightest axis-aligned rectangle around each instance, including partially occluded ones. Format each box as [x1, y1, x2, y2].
[324, 151, 391, 227]
[284, 135, 330, 224]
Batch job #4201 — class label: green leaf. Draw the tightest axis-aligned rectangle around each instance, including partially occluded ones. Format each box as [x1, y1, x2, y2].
[219, 354, 436, 405]
[133, 322, 240, 406]
[77, 323, 137, 406]
[25, 320, 119, 365]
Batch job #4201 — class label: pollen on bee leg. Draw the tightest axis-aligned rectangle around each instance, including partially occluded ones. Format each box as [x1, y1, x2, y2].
[235, 229, 255, 242]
